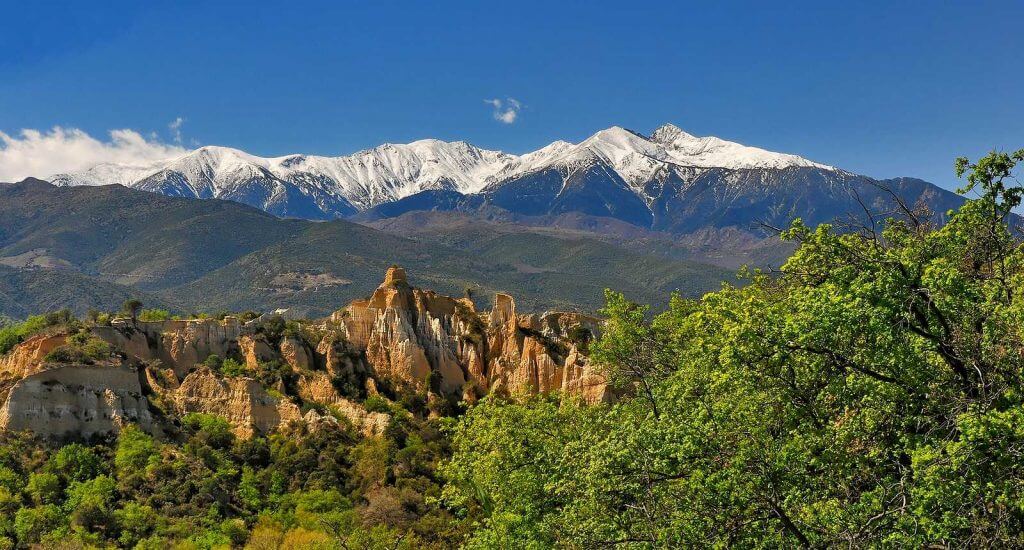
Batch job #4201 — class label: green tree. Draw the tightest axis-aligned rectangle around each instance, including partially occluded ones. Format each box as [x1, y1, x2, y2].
[138, 309, 172, 322]
[48, 443, 103, 482]
[0, 328, 17, 356]
[114, 502, 158, 548]
[26, 472, 62, 505]
[14, 505, 63, 545]
[122, 299, 143, 322]
[65, 475, 116, 517]
[115, 424, 157, 473]
[183, 413, 235, 449]
[443, 150, 1024, 547]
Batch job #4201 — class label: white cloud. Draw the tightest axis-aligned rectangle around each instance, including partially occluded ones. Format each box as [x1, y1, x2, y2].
[0, 127, 186, 182]
[484, 97, 522, 124]
[168, 116, 185, 143]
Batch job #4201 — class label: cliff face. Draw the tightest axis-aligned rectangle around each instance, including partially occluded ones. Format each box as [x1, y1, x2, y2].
[0, 266, 607, 440]
[93, 318, 245, 378]
[0, 333, 68, 380]
[0, 362, 157, 439]
[170, 367, 302, 439]
[335, 267, 607, 403]
[484, 295, 607, 403]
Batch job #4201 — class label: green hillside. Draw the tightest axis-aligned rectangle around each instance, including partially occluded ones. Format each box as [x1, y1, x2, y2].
[0, 180, 734, 318]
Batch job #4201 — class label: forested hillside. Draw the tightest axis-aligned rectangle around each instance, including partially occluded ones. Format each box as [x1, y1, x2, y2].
[0, 179, 731, 318]
[444, 149, 1024, 547]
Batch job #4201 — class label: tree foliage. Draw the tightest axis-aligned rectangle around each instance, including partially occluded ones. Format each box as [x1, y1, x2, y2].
[443, 150, 1024, 547]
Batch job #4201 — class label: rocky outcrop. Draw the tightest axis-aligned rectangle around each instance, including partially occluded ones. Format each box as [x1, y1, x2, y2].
[0, 333, 68, 380]
[484, 294, 609, 402]
[334, 267, 608, 402]
[0, 265, 608, 441]
[296, 372, 389, 435]
[337, 267, 481, 397]
[171, 367, 301, 438]
[0, 363, 156, 438]
[94, 317, 244, 378]
[280, 336, 313, 371]
[238, 334, 276, 371]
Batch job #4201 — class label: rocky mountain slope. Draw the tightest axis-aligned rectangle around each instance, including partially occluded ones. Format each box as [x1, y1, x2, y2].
[0, 267, 605, 439]
[48, 124, 966, 234]
[0, 179, 732, 319]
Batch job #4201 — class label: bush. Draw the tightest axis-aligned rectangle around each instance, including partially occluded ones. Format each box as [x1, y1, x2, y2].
[0, 328, 17, 356]
[183, 413, 235, 449]
[138, 309, 172, 322]
[48, 444, 103, 482]
[222, 358, 247, 377]
[114, 502, 158, 548]
[202, 354, 223, 371]
[0, 312, 77, 355]
[27, 472, 61, 505]
[256, 315, 287, 344]
[254, 360, 297, 395]
[363, 394, 392, 414]
[43, 345, 89, 364]
[14, 505, 63, 544]
[81, 337, 111, 360]
[115, 425, 157, 473]
[44, 332, 112, 364]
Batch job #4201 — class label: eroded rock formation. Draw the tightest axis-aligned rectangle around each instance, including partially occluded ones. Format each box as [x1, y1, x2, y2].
[0, 359, 157, 439]
[332, 267, 607, 403]
[171, 367, 301, 439]
[0, 266, 608, 440]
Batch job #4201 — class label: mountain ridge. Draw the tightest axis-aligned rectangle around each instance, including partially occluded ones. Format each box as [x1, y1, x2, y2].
[49, 124, 843, 221]
[0, 178, 734, 319]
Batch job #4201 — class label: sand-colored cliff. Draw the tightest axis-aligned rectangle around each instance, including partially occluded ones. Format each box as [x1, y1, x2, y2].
[0, 266, 608, 440]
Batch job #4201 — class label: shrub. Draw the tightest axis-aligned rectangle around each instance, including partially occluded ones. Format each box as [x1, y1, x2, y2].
[256, 315, 287, 344]
[115, 425, 157, 473]
[0, 312, 78, 355]
[48, 444, 103, 482]
[44, 332, 111, 364]
[138, 309, 172, 322]
[14, 505, 62, 545]
[202, 354, 224, 371]
[43, 345, 89, 364]
[183, 413, 235, 449]
[363, 394, 392, 414]
[114, 502, 158, 548]
[27, 472, 61, 505]
[0, 328, 17, 356]
[80, 337, 111, 360]
[221, 358, 247, 377]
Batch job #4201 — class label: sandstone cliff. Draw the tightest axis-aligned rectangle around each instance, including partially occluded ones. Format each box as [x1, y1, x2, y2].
[170, 367, 301, 439]
[334, 267, 608, 403]
[0, 364, 156, 439]
[0, 266, 608, 440]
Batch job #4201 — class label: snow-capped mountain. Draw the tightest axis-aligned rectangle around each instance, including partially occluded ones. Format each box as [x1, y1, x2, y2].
[52, 139, 520, 216]
[50, 124, 833, 218]
[48, 123, 963, 233]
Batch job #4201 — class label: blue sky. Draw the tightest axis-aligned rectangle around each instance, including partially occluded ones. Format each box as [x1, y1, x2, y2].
[1, 0, 1021, 189]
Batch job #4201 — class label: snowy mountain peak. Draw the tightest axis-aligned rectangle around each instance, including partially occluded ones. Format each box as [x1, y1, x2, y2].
[50, 123, 836, 217]
[650, 123, 695, 143]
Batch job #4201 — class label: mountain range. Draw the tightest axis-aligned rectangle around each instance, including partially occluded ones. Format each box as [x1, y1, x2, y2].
[49, 124, 965, 234]
[1, 124, 974, 320]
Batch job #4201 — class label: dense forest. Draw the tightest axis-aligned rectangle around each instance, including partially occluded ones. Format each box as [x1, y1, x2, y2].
[1, 150, 1023, 548]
